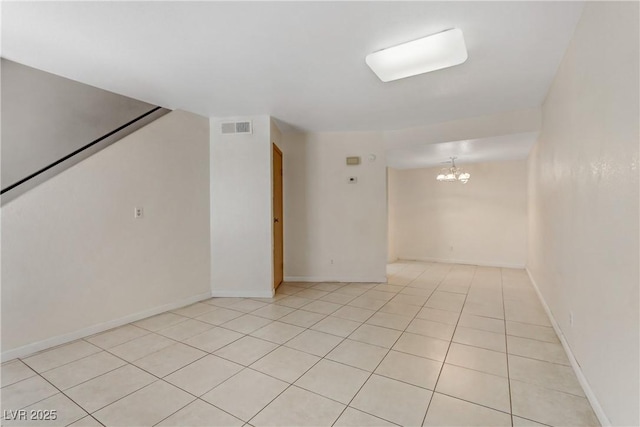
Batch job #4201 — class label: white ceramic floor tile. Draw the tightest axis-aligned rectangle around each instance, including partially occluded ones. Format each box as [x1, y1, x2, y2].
[363, 290, 396, 302]
[214, 336, 278, 366]
[3, 393, 87, 427]
[156, 399, 244, 426]
[183, 327, 244, 352]
[278, 309, 326, 328]
[507, 336, 570, 365]
[406, 318, 455, 341]
[295, 359, 369, 404]
[156, 319, 213, 341]
[164, 354, 243, 396]
[109, 333, 175, 362]
[366, 312, 413, 331]
[379, 301, 421, 317]
[326, 339, 388, 372]
[295, 289, 330, 300]
[251, 386, 345, 427]
[390, 293, 428, 306]
[375, 350, 441, 390]
[221, 314, 274, 334]
[392, 333, 449, 362]
[250, 346, 319, 383]
[1, 360, 35, 388]
[250, 321, 305, 344]
[250, 304, 295, 320]
[133, 312, 188, 332]
[274, 295, 314, 309]
[85, 324, 149, 349]
[332, 306, 376, 322]
[41, 351, 126, 390]
[423, 393, 511, 426]
[333, 408, 397, 427]
[0, 376, 58, 413]
[334, 287, 367, 297]
[22, 341, 101, 373]
[508, 354, 584, 396]
[458, 313, 506, 333]
[132, 342, 205, 377]
[445, 342, 508, 377]
[512, 416, 549, 426]
[205, 298, 246, 308]
[301, 300, 342, 315]
[320, 292, 357, 305]
[202, 368, 288, 422]
[313, 283, 345, 292]
[229, 300, 270, 313]
[462, 301, 505, 319]
[349, 324, 401, 348]
[67, 416, 103, 427]
[506, 321, 559, 343]
[510, 379, 599, 426]
[171, 302, 217, 318]
[351, 374, 431, 427]
[453, 326, 506, 352]
[416, 308, 460, 325]
[435, 364, 511, 413]
[195, 307, 244, 325]
[311, 316, 362, 338]
[284, 329, 343, 357]
[93, 380, 194, 426]
[347, 296, 387, 311]
[65, 364, 156, 413]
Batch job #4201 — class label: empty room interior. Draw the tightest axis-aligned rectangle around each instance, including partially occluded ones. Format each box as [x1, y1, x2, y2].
[1, 2, 638, 427]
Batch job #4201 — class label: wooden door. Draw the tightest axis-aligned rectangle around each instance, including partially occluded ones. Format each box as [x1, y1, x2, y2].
[273, 144, 284, 289]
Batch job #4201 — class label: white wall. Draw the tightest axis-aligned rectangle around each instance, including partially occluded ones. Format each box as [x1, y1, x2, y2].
[279, 132, 387, 282]
[387, 168, 398, 263]
[1, 110, 211, 360]
[389, 160, 527, 268]
[527, 2, 639, 425]
[1, 59, 156, 188]
[210, 116, 274, 297]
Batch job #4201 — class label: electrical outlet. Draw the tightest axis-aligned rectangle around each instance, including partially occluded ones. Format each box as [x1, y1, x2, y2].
[134, 207, 144, 219]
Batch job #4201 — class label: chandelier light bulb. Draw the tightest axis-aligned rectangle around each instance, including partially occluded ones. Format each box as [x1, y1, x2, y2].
[435, 157, 471, 184]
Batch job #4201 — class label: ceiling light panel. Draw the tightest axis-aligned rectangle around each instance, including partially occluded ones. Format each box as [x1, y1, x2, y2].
[366, 28, 468, 82]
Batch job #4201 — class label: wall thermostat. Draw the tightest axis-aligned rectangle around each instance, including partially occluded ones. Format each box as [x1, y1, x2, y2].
[346, 156, 361, 165]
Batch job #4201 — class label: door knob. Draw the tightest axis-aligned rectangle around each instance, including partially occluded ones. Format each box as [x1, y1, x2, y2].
[274, 218, 279, 223]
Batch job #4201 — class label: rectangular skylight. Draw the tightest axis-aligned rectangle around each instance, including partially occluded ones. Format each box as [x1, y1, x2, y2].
[365, 28, 468, 82]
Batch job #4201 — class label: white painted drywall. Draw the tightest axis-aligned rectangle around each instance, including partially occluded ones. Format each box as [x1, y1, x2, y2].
[387, 168, 398, 263]
[1, 110, 211, 357]
[279, 132, 387, 282]
[389, 160, 527, 268]
[210, 116, 274, 297]
[1, 59, 155, 188]
[527, 3, 639, 425]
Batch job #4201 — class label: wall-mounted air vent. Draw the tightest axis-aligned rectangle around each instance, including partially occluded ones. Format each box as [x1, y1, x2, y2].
[221, 121, 252, 135]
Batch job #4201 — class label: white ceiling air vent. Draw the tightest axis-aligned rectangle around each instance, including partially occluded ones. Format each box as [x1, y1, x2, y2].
[221, 121, 252, 135]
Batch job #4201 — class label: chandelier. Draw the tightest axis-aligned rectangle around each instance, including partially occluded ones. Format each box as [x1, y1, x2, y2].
[436, 157, 471, 184]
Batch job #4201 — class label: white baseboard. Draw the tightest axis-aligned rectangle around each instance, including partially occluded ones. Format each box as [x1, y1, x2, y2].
[284, 276, 387, 283]
[1, 292, 212, 363]
[398, 256, 525, 269]
[211, 289, 274, 298]
[526, 268, 611, 427]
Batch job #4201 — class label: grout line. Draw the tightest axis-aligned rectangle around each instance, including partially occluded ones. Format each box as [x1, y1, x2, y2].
[421, 264, 472, 426]
[501, 268, 516, 427]
[4, 262, 579, 427]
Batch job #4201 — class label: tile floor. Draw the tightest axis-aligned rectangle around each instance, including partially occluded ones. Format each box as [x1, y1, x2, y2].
[1, 262, 600, 426]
